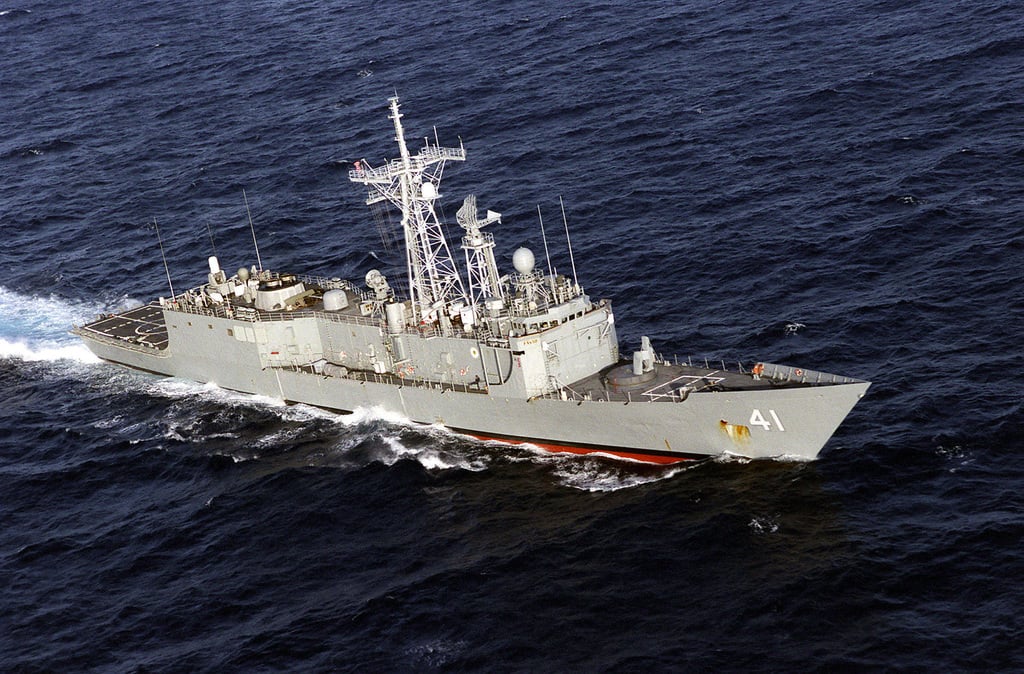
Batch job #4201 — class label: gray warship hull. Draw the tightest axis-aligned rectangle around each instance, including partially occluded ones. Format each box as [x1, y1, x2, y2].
[76, 300, 868, 464]
[74, 98, 869, 464]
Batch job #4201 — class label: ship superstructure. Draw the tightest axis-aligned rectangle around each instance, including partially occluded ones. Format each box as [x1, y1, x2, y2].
[74, 98, 869, 463]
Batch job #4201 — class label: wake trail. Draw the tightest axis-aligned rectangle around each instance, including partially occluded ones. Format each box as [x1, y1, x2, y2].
[0, 286, 111, 364]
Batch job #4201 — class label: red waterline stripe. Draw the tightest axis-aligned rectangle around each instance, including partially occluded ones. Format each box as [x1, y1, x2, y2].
[463, 432, 696, 465]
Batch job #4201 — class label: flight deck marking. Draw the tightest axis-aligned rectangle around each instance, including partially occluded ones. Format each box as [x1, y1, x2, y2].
[643, 371, 725, 401]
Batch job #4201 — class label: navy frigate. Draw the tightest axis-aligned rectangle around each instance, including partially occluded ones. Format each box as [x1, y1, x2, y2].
[74, 98, 869, 464]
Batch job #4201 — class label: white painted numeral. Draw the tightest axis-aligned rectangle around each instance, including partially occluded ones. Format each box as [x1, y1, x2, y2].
[750, 409, 786, 432]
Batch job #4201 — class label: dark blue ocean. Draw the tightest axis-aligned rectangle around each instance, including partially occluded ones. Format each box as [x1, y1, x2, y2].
[2, 0, 1023, 670]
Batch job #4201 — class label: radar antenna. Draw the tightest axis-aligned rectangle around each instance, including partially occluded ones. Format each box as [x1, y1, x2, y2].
[348, 97, 467, 321]
[457, 194, 502, 308]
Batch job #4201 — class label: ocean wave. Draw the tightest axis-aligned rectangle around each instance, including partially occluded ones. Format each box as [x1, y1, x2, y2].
[135, 379, 491, 472]
[369, 435, 489, 472]
[0, 337, 99, 363]
[0, 286, 106, 363]
[147, 378, 286, 409]
[530, 450, 693, 491]
[749, 515, 780, 534]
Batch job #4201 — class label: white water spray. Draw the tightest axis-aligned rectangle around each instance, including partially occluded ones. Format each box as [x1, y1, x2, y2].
[0, 286, 107, 364]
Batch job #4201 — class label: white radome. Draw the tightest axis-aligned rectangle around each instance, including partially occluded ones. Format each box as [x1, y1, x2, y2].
[512, 247, 535, 274]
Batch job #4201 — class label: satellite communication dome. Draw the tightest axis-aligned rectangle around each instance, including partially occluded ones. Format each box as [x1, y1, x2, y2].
[512, 247, 535, 275]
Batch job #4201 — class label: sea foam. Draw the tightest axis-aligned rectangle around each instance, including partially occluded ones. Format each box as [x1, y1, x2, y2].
[0, 286, 105, 364]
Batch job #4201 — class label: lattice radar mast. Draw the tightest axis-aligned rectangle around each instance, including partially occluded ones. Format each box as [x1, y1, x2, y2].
[348, 97, 467, 321]
[456, 194, 502, 309]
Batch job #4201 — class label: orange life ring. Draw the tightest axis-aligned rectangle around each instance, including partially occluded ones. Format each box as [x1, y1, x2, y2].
[752, 363, 764, 376]
[794, 368, 804, 377]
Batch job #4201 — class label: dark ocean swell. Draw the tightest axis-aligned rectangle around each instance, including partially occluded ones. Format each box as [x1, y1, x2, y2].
[3, 0, 1024, 671]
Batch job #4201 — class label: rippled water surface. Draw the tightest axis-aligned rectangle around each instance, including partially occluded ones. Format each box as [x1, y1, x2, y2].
[2, 1, 1023, 671]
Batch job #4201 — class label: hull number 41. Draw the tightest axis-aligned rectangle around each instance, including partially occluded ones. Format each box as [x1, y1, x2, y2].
[750, 409, 786, 432]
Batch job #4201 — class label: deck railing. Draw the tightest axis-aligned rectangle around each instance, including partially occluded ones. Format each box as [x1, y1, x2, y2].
[527, 357, 862, 404]
[274, 362, 488, 395]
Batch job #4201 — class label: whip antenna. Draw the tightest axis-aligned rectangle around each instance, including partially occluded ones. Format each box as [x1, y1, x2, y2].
[559, 195, 578, 288]
[536, 204, 553, 279]
[153, 218, 176, 299]
[205, 221, 218, 258]
[243, 189, 264, 271]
